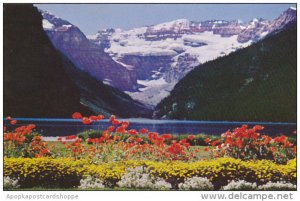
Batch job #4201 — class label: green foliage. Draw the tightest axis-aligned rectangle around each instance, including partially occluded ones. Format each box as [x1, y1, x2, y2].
[77, 130, 220, 146]
[4, 131, 44, 158]
[24, 132, 40, 143]
[77, 130, 103, 141]
[156, 24, 296, 122]
[287, 136, 297, 145]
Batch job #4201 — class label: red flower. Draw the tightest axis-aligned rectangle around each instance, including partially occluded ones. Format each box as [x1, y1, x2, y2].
[114, 136, 120, 141]
[112, 120, 121, 125]
[99, 137, 105, 142]
[270, 146, 276, 153]
[72, 149, 78, 153]
[116, 126, 126, 133]
[40, 148, 49, 154]
[204, 138, 211, 144]
[293, 146, 296, 154]
[161, 134, 172, 139]
[235, 138, 243, 148]
[35, 154, 42, 158]
[86, 138, 93, 143]
[82, 117, 92, 125]
[224, 137, 234, 146]
[250, 132, 259, 140]
[274, 135, 287, 144]
[148, 132, 159, 140]
[18, 137, 25, 144]
[253, 125, 264, 131]
[203, 147, 209, 151]
[65, 135, 76, 140]
[140, 128, 148, 134]
[166, 142, 185, 155]
[128, 129, 138, 135]
[135, 138, 143, 143]
[122, 121, 129, 128]
[72, 112, 82, 119]
[107, 126, 115, 132]
[128, 137, 134, 142]
[262, 135, 272, 144]
[89, 115, 98, 121]
[32, 136, 42, 141]
[180, 139, 187, 144]
[102, 131, 110, 139]
[97, 115, 105, 120]
[10, 120, 17, 125]
[109, 115, 116, 122]
[211, 139, 220, 146]
[182, 142, 190, 148]
[187, 135, 195, 141]
[28, 124, 36, 130]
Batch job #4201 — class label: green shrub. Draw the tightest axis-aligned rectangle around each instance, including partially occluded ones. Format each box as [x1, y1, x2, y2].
[77, 130, 103, 141]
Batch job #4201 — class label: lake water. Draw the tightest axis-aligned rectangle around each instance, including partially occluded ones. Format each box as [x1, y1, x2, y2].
[3, 118, 297, 137]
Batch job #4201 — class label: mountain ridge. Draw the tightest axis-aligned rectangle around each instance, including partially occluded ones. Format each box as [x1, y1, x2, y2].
[41, 7, 296, 107]
[3, 4, 152, 118]
[154, 21, 297, 122]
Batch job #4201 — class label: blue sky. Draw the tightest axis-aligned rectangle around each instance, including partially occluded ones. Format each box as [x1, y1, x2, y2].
[35, 4, 296, 35]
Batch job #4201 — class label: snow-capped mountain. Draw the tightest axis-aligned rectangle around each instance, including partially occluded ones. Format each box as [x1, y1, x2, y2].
[86, 7, 296, 106]
[41, 11, 138, 91]
[41, 8, 296, 107]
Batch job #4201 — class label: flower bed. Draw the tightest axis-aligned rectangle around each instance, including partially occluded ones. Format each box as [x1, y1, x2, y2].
[4, 157, 296, 190]
[3, 114, 297, 190]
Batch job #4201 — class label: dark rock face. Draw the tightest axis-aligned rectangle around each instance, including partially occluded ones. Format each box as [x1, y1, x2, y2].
[3, 4, 91, 118]
[60, 56, 153, 118]
[42, 11, 138, 91]
[141, 19, 244, 41]
[120, 55, 173, 80]
[89, 28, 115, 49]
[269, 7, 297, 30]
[3, 4, 152, 118]
[238, 8, 297, 43]
[164, 54, 199, 83]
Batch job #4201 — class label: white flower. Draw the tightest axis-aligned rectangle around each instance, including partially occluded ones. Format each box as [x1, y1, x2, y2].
[4, 177, 20, 189]
[259, 181, 296, 190]
[222, 180, 257, 190]
[117, 166, 171, 190]
[153, 178, 172, 190]
[78, 175, 105, 189]
[179, 176, 214, 190]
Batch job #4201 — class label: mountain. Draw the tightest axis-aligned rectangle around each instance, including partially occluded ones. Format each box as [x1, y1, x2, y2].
[154, 21, 296, 122]
[3, 4, 90, 117]
[3, 4, 151, 118]
[86, 7, 296, 106]
[41, 11, 138, 91]
[39, 7, 296, 108]
[61, 55, 152, 118]
[88, 19, 251, 106]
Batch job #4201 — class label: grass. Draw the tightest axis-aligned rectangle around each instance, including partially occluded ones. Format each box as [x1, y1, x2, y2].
[46, 141, 213, 159]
